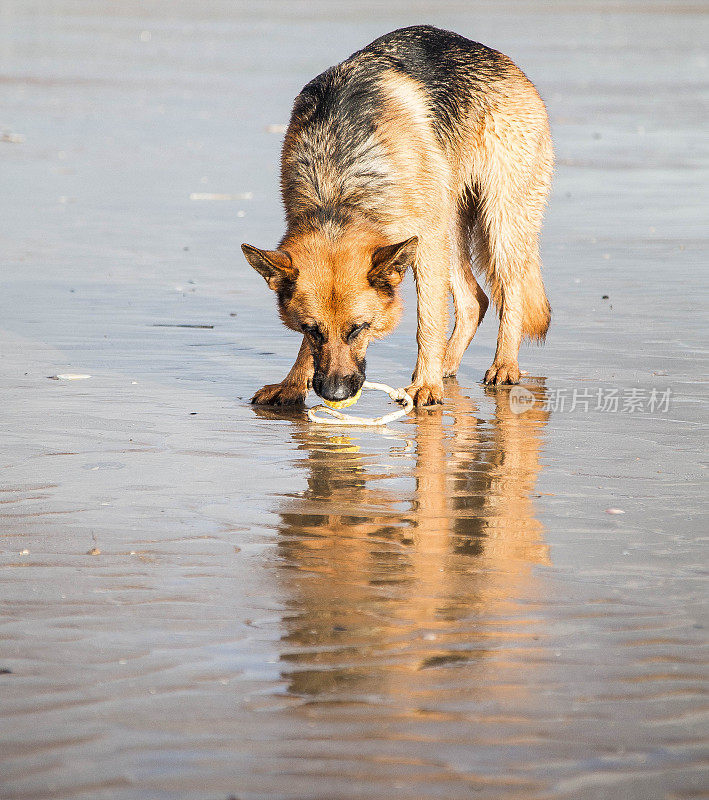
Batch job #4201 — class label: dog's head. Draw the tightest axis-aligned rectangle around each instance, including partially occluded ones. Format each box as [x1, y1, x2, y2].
[242, 228, 417, 402]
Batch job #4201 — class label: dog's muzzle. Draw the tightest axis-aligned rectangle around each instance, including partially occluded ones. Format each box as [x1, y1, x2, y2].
[313, 372, 365, 402]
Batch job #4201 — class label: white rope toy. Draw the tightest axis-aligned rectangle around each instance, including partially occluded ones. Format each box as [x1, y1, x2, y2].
[307, 381, 413, 427]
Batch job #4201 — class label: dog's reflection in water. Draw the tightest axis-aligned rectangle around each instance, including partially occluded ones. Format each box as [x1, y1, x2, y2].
[255, 379, 550, 697]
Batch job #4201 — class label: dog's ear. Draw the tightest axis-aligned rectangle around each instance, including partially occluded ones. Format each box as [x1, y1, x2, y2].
[368, 237, 418, 291]
[242, 244, 298, 291]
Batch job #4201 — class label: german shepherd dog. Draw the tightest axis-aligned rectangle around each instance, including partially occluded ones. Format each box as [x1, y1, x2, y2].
[243, 25, 553, 407]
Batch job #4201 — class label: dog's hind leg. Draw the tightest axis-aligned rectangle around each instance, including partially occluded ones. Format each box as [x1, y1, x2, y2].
[474, 90, 553, 386]
[443, 206, 489, 377]
[251, 336, 314, 405]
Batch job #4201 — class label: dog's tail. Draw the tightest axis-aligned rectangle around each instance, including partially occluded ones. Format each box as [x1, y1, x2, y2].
[520, 261, 551, 342]
[485, 264, 550, 343]
[474, 230, 551, 343]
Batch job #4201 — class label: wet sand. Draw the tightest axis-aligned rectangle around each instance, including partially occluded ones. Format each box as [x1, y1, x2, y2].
[1, 2, 707, 799]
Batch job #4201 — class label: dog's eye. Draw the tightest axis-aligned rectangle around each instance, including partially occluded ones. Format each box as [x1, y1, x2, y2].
[301, 323, 324, 343]
[346, 323, 370, 342]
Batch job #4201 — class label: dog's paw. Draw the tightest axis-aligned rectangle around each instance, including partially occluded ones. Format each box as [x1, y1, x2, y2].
[251, 383, 308, 406]
[407, 381, 444, 407]
[483, 362, 520, 386]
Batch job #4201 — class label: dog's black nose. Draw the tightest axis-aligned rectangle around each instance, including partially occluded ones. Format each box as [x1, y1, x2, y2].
[322, 380, 350, 401]
[313, 373, 364, 402]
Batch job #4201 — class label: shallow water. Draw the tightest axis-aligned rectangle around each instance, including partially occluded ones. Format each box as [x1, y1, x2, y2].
[1, 2, 707, 799]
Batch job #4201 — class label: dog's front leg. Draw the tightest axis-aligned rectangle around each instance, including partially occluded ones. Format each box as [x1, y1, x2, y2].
[408, 243, 448, 406]
[251, 336, 313, 406]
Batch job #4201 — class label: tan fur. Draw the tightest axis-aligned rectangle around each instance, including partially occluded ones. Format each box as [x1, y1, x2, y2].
[245, 45, 553, 405]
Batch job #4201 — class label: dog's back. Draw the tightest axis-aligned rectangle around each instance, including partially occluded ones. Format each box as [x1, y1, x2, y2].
[281, 26, 542, 224]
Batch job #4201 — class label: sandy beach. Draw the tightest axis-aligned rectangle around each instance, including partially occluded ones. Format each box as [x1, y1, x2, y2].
[1, 2, 707, 798]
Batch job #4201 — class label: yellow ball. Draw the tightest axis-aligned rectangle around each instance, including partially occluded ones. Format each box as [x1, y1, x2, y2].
[323, 388, 362, 409]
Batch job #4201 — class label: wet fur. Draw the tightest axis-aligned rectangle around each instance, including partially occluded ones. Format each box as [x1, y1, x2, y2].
[243, 25, 553, 406]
